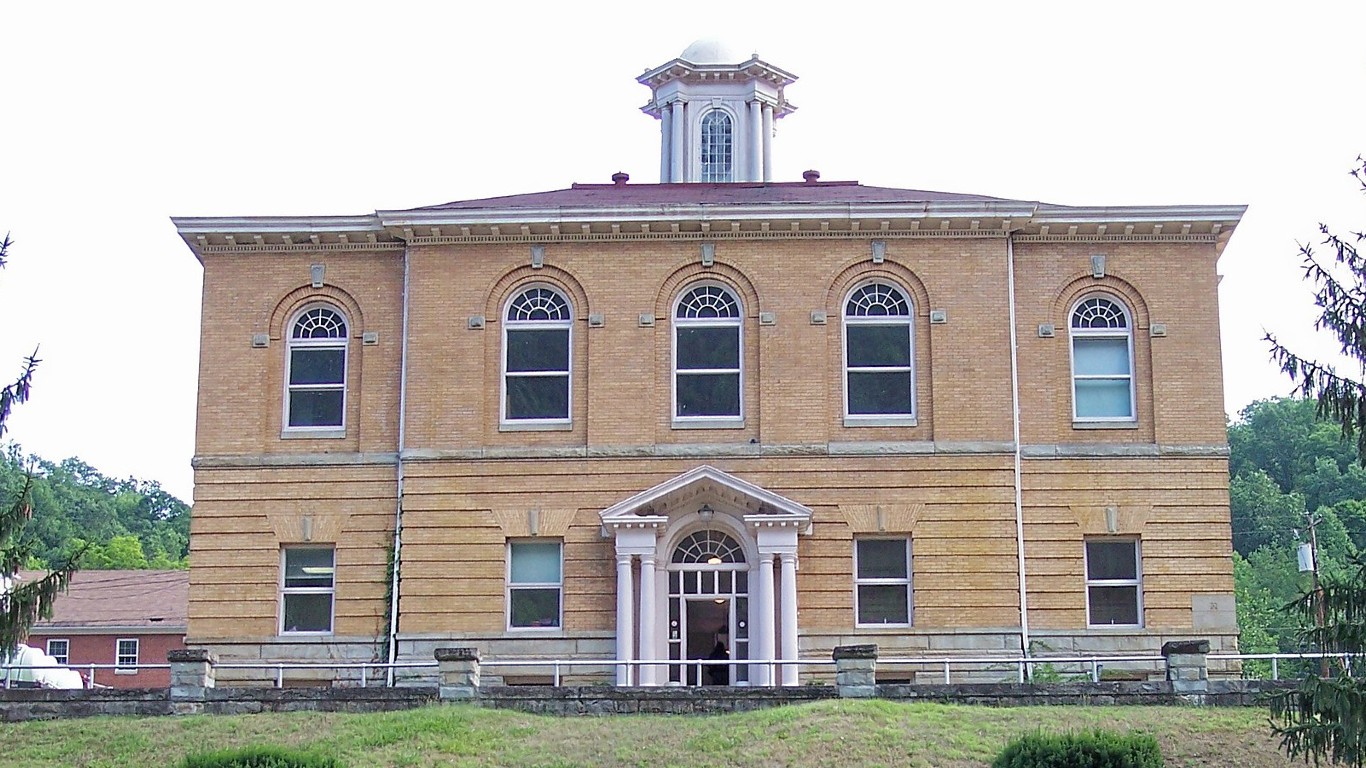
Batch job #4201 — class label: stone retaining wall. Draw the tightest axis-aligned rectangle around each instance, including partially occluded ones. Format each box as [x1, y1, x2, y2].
[0, 641, 1297, 721]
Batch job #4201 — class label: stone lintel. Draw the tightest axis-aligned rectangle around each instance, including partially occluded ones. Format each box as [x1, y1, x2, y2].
[1161, 639, 1210, 656]
[168, 648, 217, 664]
[435, 647, 481, 662]
[833, 644, 878, 661]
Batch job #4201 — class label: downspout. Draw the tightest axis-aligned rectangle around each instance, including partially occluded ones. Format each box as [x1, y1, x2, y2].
[1006, 231, 1031, 678]
[386, 245, 412, 685]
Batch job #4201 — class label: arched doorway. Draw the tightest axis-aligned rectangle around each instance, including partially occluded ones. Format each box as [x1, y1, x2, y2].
[667, 529, 749, 685]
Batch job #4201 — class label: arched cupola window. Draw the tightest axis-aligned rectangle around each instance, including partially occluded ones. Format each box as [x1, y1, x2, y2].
[1070, 296, 1135, 421]
[503, 286, 573, 424]
[285, 305, 349, 431]
[843, 282, 915, 421]
[700, 110, 734, 183]
[673, 284, 742, 421]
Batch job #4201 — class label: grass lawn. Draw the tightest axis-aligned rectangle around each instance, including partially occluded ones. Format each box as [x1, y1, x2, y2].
[0, 700, 1295, 768]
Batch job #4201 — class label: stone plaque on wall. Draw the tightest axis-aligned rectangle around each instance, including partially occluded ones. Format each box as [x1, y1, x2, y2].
[1191, 594, 1237, 632]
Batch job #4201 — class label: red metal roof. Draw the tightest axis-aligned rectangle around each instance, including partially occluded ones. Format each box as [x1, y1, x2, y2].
[21, 570, 188, 631]
[409, 180, 1025, 211]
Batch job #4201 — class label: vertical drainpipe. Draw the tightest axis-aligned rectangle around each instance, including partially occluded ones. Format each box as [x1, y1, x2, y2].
[1006, 231, 1031, 678]
[386, 244, 411, 685]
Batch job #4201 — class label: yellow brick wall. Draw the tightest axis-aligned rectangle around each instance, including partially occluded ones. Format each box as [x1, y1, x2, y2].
[189, 233, 1234, 646]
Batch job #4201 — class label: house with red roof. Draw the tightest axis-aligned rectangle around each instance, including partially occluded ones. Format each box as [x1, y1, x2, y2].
[23, 570, 187, 688]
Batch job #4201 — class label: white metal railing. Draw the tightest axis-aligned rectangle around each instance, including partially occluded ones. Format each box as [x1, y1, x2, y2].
[6, 651, 1362, 690]
[213, 661, 438, 689]
[482, 658, 834, 687]
[878, 655, 1166, 684]
[1209, 651, 1361, 681]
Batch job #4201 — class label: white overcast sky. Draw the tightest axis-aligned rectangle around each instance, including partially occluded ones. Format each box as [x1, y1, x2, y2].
[1, 2, 1364, 503]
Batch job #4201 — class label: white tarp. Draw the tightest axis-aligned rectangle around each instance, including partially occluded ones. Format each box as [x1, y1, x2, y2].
[3, 644, 83, 689]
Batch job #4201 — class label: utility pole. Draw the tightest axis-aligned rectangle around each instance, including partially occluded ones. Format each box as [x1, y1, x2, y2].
[1306, 509, 1328, 677]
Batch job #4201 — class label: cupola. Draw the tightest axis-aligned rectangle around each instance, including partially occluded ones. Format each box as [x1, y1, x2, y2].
[638, 39, 798, 184]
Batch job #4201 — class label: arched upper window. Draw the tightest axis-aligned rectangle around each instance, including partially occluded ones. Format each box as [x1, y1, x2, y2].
[699, 110, 734, 183]
[285, 305, 349, 431]
[673, 284, 742, 422]
[503, 286, 573, 424]
[672, 529, 746, 565]
[843, 282, 915, 421]
[1070, 295, 1135, 421]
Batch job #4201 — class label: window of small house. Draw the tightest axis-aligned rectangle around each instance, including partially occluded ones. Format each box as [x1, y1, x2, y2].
[115, 638, 139, 672]
[46, 639, 69, 665]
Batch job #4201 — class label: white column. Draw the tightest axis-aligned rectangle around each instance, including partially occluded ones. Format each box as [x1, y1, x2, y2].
[615, 554, 634, 685]
[638, 553, 658, 686]
[659, 107, 672, 184]
[748, 100, 762, 182]
[670, 101, 685, 183]
[779, 552, 799, 686]
[761, 104, 774, 182]
[757, 552, 776, 686]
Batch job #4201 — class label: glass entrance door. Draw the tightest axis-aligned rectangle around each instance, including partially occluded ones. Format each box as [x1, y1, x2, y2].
[667, 566, 748, 685]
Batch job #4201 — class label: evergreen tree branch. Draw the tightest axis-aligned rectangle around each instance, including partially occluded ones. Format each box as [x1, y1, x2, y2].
[0, 353, 38, 440]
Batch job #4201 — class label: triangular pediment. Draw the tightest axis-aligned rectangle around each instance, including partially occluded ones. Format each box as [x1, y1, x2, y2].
[599, 465, 811, 524]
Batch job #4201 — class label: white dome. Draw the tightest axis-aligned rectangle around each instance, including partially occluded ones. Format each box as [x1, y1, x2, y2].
[679, 38, 749, 65]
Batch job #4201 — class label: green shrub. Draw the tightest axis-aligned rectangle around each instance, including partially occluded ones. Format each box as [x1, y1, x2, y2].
[179, 745, 343, 768]
[993, 730, 1163, 768]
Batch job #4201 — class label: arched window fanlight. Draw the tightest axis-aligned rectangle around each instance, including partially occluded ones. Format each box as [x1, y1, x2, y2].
[672, 529, 746, 564]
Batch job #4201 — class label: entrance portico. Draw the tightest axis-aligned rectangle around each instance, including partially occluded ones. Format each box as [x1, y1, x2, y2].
[599, 465, 812, 686]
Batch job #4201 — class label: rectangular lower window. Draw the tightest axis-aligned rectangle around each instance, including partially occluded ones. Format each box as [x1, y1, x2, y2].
[508, 540, 562, 629]
[115, 638, 138, 671]
[1085, 539, 1142, 626]
[854, 538, 912, 626]
[281, 546, 335, 634]
[46, 639, 69, 665]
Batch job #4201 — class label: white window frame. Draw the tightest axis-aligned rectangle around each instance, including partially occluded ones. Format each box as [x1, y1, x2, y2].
[282, 304, 349, 438]
[698, 108, 735, 183]
[279, 546, 336, 636]
[46, 638, 69, 665]
[842, 281, 916, 426]
[1069, 295, 1136, 424]
[506, 540, 564, 632]
[672, 283, 744, 427]
[115, 638, 138, 674]
[1084, 538, 1143, 628]
[853, 537, 913, 628]
[500, 285, 573, 429]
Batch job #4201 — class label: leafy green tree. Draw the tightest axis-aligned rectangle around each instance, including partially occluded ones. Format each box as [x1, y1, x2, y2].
[0, 448, 189, 570]
[0, 234, 80, 654]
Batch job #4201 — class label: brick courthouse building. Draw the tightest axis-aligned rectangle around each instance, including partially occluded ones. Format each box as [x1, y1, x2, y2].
[174, 41, 1245, 685]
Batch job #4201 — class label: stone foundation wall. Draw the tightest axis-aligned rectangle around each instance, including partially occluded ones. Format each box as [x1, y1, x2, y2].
[0, 679, 1294, 722]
